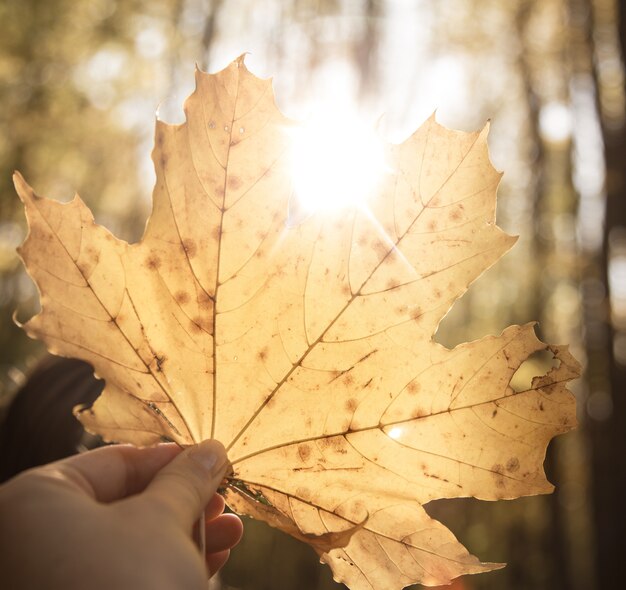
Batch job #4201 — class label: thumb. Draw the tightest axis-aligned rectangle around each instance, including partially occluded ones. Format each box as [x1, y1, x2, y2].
[142, 439, 228, 531]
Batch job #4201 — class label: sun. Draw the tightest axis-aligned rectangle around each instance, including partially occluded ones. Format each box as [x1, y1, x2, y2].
[289, 107, 387, 214]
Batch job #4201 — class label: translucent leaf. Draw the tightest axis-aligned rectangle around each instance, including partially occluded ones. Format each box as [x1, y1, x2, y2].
[15, 56, 580, 589]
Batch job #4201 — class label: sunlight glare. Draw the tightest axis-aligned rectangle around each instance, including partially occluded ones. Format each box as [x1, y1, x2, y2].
[290, 109, 386, 213]
[387, 426, 403, 440]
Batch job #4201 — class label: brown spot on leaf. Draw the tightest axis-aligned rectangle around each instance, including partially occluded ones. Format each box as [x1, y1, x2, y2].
[325, 437, 346, 453]
[506, 457, 520, 472]
[182, 239, 197, 258]
[345, 398, 358, 412]
[227, 175, 243, 190]
[86, 246, 99, 264]
[258, 347, 268, 361]
[75, 259, 89, 276]
[491, 465, 507, 488]
[198, 291, 213, 312]
[545, 384, 559, 395]
[317, 437, 330, 449]
[155, 354, 166, 372]
[146, 254, 161, 270]
[298, 443, 311, 462]
[492, 409, 498, 418]
[407, 381, 420, 395]
[373, 241, 388, 259]
[175, 291, 190, 305]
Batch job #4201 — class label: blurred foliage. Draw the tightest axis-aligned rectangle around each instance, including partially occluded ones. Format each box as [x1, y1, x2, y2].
[2, 0, 625, 589]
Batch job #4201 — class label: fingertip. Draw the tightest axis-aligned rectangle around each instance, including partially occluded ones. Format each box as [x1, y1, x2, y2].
[224, 513, 244, 546]
[188, 439, 227, 471]
[204, 493, 226, 521]
[143, 439, 229, 529]
[204, 513, 244, 553]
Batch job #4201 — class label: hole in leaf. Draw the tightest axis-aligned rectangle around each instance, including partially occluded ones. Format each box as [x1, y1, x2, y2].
[509, 349, 560, 393]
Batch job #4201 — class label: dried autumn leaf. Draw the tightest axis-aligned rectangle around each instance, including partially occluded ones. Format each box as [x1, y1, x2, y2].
[15, 56, 580, 589]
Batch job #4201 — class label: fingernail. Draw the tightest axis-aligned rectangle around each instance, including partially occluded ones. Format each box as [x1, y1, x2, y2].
[189, 439, 227, 475]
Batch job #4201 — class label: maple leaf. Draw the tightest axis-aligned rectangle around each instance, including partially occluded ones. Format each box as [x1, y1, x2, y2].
[15, 55, 580, 589]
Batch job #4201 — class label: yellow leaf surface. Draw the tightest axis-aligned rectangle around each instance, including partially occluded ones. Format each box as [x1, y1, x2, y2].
[15, 56, 580, 589]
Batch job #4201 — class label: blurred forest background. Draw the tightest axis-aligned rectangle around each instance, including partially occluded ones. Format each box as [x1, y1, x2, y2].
[1, 0, 625, 589]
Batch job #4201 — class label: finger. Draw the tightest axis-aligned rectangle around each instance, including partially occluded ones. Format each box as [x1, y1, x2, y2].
[205, 513, 244, 554]
[142, 439, 228, 531]
[49, 444, 182, 502]
[207, 549, 230, 578]
[205, 493, 226, 522]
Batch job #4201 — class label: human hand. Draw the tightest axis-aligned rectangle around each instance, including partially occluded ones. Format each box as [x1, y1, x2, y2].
[0, 440, 243, 590]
